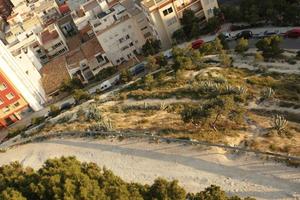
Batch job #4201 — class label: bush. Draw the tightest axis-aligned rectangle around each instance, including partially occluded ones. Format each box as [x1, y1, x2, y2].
[142, 39, 161, 56]
[95, 66, 118, 81]
[255, 36, 283, 58]
[31, 116, 45, 126]
[287, 58, 296, 65]
[6, 126, 26, 140]
[60, 78, 83, 93]
[0, 157, 254, 200]
[235, 38, 249, 54]
[49, 105, 60, 117]
[255, 52, 264, 62]
[73, 89, 90, 104]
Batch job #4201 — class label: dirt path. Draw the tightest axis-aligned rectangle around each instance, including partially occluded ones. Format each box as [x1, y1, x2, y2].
[0, 138, 299, 200]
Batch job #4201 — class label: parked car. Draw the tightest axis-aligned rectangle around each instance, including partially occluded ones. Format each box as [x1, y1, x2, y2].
[254, 30, 280, 39]
[220, 32, 234, 41]
[60, 102, 73, 111]
[131, 63, 146, 76]
[163, 49, 173, 59]
[284, 29, 300, 38]
[235, 30, 253, 40]
[99, 80, 112, 91]
[191, 39, 204, 49]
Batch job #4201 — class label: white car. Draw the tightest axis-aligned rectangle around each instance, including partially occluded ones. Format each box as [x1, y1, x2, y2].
[221, 32, 234, 41]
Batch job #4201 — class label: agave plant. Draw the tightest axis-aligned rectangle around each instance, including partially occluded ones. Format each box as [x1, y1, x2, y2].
[160, 102, 168, 110]
[235, 86, 248, 95]
[223, 84, 236, 94]
[86, 104, 102, 121]
[89, 117, 114, 132]
[271, 114, 288, 135]
[261, 87, 275, 100]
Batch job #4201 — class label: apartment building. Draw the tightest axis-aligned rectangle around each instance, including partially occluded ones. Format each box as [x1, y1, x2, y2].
[140, 0, 218, 49]
[66, 36, 112, 82]
[34, 0, 62, 26]
[0, 69, 28, 127]
[38, 23, 69, 60]
[0, 41, 46, 126]
[91, 1, 149, 65]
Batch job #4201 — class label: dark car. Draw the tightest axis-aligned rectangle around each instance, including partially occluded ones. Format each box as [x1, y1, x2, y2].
[235, 30, 253, 40]
[60, 102, 73, 111]
[284, 29, 300, 38]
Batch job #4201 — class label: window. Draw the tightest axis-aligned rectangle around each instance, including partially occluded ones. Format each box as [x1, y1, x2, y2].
[0, 98, 3, 105]
[6, 93, 15, 100]
[141, 26, 148, 31]
[95, 54, 105, 63]
[14, 102, 20, 107]
[163, 7, 173, 16]
[2, 107, 9, 113]
[0, 83, 7, 91]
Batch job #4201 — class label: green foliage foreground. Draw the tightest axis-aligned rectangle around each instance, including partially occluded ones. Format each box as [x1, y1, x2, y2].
[0, 157, 255, 200]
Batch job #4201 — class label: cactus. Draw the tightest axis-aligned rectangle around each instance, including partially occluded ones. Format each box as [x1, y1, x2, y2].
[261, 87, 275, 100]
[223, 84, 236, 94]
[271, 114, 288, 135]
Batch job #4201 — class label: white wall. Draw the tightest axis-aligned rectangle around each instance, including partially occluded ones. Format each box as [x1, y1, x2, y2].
[0, 41, 46, 111]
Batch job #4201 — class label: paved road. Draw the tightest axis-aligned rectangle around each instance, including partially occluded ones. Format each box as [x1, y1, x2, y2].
[228, 38, 300, 50]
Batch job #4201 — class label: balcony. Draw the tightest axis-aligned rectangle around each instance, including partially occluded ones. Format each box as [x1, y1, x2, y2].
[176, 0, 201, 12]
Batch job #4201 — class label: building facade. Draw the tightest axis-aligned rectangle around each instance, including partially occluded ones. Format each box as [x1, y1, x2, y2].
[0, 41, 46, 126]
[141, 0, 219, 49]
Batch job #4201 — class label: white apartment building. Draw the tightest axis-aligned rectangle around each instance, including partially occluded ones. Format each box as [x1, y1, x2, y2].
[37, 23, 69, 60]
[91, 1, 150, 65]
[140, 0, 219, 49]
[0, 41, 46, 111]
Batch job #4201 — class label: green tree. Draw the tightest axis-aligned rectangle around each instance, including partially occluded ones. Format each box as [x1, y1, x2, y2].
[144, 74, 155, 90]
[256, 36, 283, 58]
[235, 38, 249, 54]
[49, 105, 60, 117]
[255, 52, 264, 62]
[0, 157, 254, 200]
[73, 89, 90, 104]
[60, 77, 83, 93]
[156, 53, 168, 67]
[120, 69, 132, 83]
[180, 10, 200, 38]
[205, 17, 221, 33]
[219, 50, 232, 67]
[172, 29, 186, 43]
[142, 39, 161, 56]
[146, 56, 158, 71]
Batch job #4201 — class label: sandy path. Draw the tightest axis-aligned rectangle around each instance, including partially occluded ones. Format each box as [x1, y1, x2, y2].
[0, 138, 299, 200]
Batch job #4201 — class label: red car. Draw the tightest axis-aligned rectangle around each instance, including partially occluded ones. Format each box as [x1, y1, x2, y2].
[284, 29, 300, 38]
[191, 39, 204, 49]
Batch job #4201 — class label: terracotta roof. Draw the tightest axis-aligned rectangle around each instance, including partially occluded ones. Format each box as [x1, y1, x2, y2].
[82, 0, 99, 12]
[41, 55, 70, 95]
[40, 29, 59, 44]
[81, 37, 104, 59]
[59, 4, 70, 14]
[65, 49, 85, 69]
[65, 37, 104, 69]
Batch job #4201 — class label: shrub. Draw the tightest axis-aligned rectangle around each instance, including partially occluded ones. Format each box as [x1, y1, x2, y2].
[255, 36, 283, 58]
[95, 66, 118, 81]
[235, 38, 249, 54]
[86, 104, 102, 121]
[49, 105, 60, 117]
[6, 126, 26, 140]
[73, 89, 90, 104]
[271, 114, 288, 136]
[120, 69, 132, 84]
[287, 58, 296, 65]
[255, 52, 264, 62]
[31, 116, 45, 126]
[60, 78, 83, 93]
[144, 74, 155, 90]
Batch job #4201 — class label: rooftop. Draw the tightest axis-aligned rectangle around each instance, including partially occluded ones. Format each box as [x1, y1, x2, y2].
[40, 28, 59, 44]
[41, 55, 70, 95]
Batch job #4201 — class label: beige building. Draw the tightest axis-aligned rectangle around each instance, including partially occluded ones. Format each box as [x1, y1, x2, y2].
[140, 0, 219, 49]
[38, 23, 69, 60]
[91, 1, 151, 65]
[66, 36, 113, 83]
